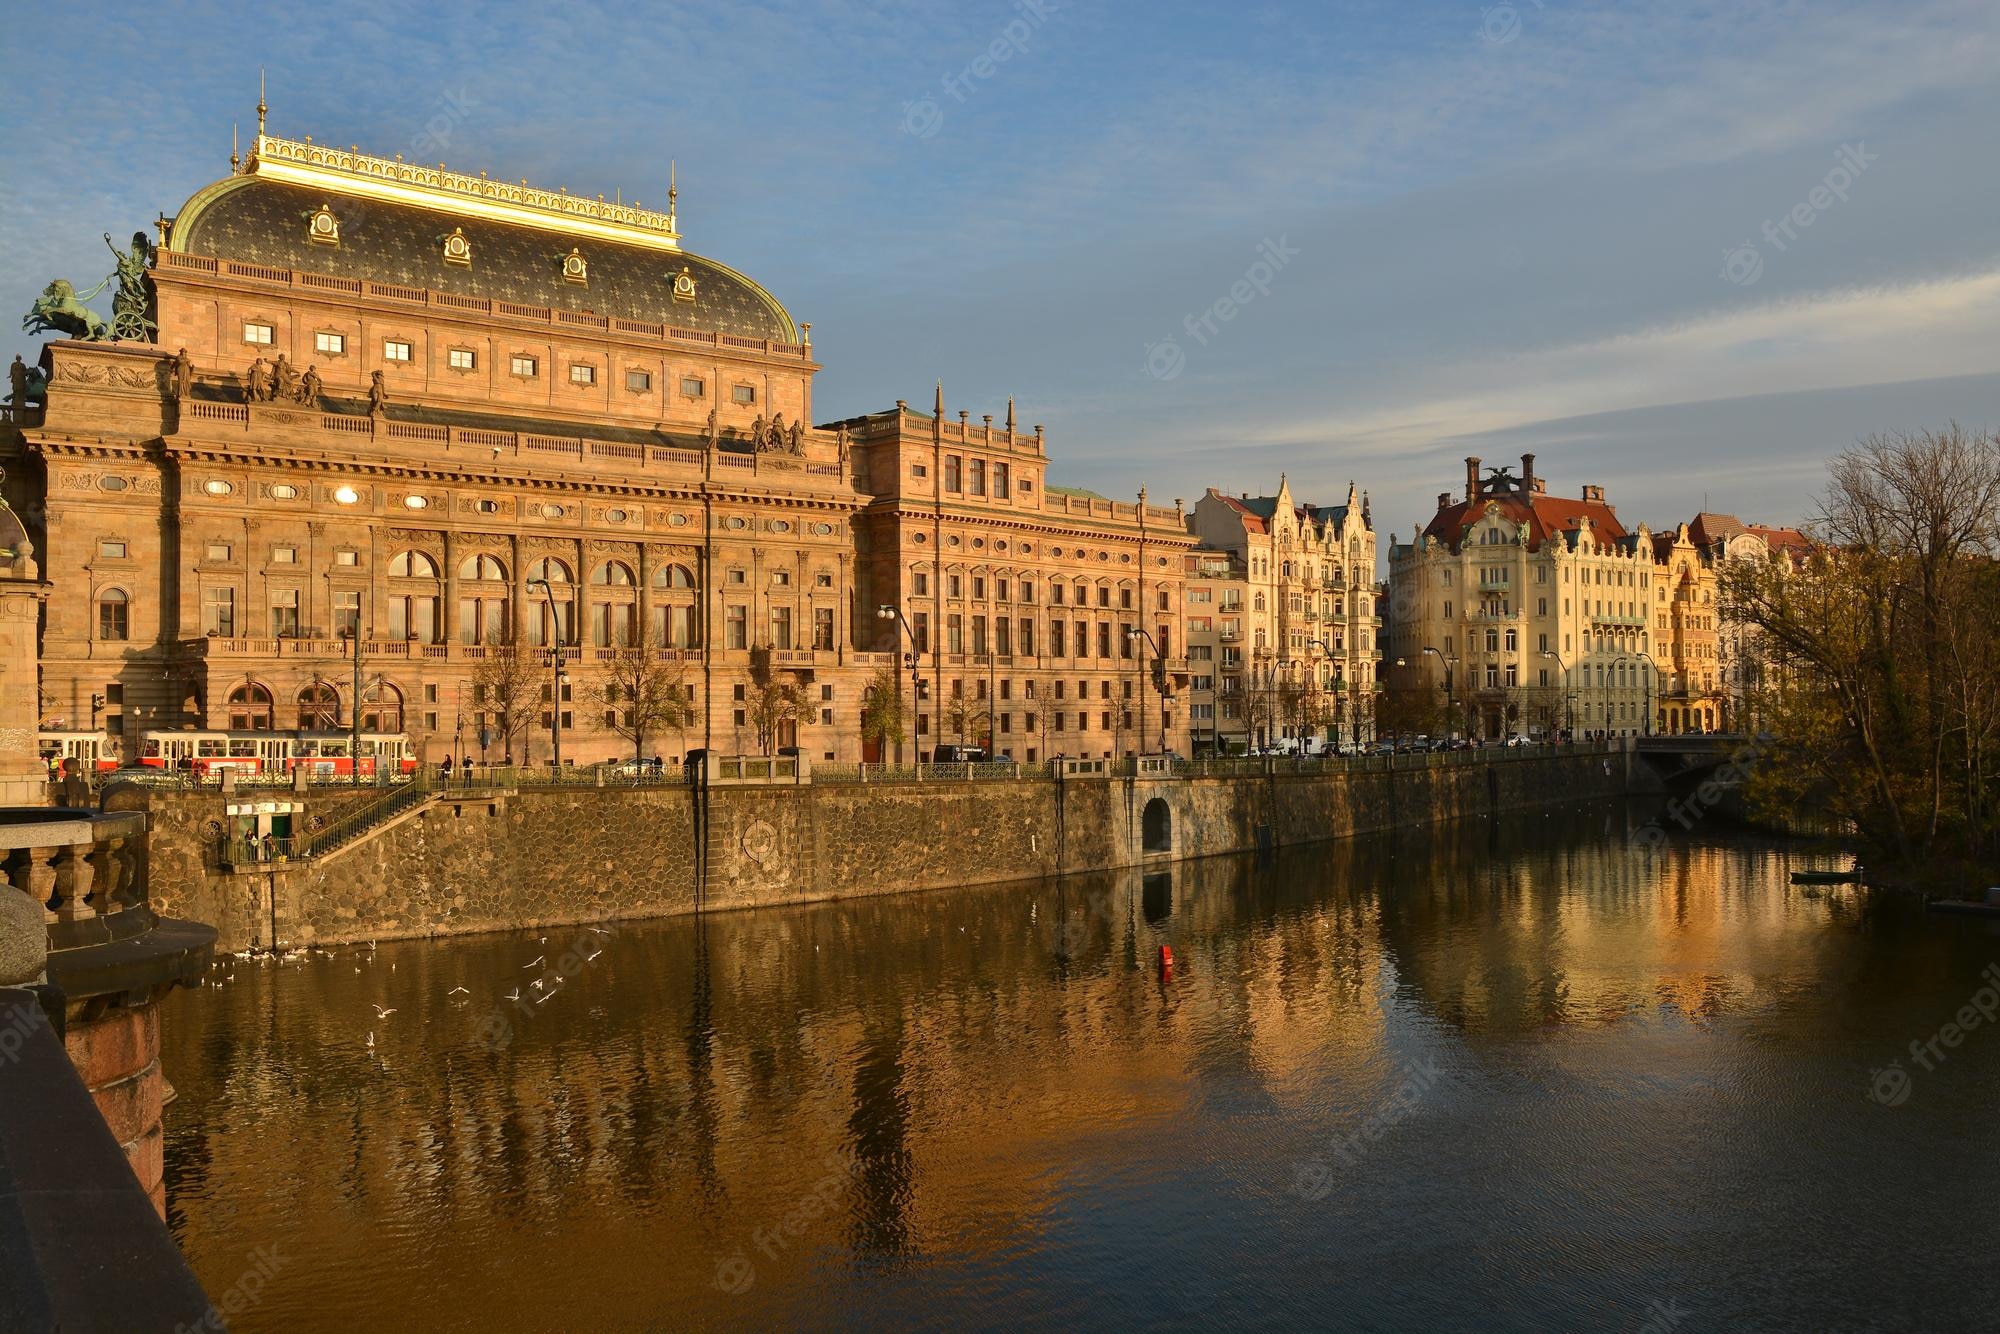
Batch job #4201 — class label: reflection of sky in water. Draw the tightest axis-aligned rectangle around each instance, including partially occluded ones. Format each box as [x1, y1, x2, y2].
[162, 807, 2000, 1331]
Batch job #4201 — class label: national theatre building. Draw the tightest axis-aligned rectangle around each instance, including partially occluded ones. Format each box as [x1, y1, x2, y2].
[2, 117, 1201, 765]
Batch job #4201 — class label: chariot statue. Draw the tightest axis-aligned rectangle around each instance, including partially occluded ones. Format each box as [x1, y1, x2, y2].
[22, 280, 110, 341]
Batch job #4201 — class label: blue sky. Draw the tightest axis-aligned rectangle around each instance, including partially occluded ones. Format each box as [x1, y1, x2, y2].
[4, 0, 1995, 544]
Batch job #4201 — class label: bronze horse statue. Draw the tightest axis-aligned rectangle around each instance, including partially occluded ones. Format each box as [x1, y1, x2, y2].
[22, 279, 111, 341]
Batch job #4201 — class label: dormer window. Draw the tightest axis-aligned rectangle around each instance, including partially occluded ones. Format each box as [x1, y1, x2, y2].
[442, 227, 472, 266]
[561, 248, 588, 285]
[308, 203, 340, 246]
[671, 266, 697, 303]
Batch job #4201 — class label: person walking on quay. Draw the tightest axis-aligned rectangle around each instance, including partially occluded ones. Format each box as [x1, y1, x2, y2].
[441, 754, 454, 784]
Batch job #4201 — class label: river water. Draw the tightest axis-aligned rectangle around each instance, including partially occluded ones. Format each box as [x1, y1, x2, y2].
[161, 801, 2000, 1332]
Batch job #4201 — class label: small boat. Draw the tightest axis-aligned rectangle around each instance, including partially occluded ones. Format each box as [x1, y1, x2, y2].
[1791, 869, 1861, 885]
[1926, 899, 2000, 918]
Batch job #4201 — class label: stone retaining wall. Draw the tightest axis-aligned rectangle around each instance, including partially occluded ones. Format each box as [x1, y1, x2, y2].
[137, 748, 1635, 953]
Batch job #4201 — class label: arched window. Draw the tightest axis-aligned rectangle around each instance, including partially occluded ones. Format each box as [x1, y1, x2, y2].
[459, 553, 507, 581]
[590, 560, 635, 587]
[97, 588, 129, 641]
[654, 563, 696, 589]
[361, 681, 403, 732]
[390, 550, 439, 578]
[227, 682, 274, 731]
[297, 682, 340, 730]
[527, 557, 573, 585]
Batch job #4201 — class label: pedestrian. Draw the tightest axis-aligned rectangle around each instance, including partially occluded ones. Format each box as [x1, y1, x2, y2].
[441, 754, 454, 781]
[260, 832, 276, 862]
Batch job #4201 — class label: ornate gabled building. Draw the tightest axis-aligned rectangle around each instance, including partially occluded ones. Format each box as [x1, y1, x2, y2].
[1189, 477, 1380, 751]
[2, 117, 1207, 765]
[1386, 454, 1656, 740]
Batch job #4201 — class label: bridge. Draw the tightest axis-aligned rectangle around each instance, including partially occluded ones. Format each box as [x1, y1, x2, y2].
[1634, 734, 1756, 785]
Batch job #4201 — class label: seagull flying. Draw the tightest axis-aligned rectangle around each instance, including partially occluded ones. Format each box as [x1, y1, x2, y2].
[523, 956, 544, 969]
[505, 988, 521, 1002]
[448, 986, 470, 996]
[371, 1005, 397, 1019]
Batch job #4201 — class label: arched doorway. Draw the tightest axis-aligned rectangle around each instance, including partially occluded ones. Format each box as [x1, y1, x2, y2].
[227, 682, 273, 730]
[1142, 797, 1172, 854]
[297, 682, 340, 730]
[361, 682, 404, 732]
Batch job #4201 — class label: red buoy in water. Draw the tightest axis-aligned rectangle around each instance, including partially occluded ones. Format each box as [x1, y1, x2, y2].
[1158, 944, 1174, 976]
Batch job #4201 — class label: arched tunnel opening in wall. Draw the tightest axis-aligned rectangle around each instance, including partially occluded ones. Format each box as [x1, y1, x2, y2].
[1142, 797, 1172, 855]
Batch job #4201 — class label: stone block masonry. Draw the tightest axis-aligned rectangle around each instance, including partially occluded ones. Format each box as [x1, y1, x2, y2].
[137, 748, 1635, 954]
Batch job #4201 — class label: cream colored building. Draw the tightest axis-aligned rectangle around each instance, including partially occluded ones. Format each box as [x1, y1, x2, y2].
[1386, 455, 1655, 740]
[1188, 478, 1380, 752]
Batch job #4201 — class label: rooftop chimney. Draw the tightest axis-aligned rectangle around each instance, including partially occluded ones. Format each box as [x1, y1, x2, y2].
[1582, 484, 1605, 503]
[1520, 453, 1536, 492]
[1465, 456, 1482, 502]
[1438, 492, 1452, 510]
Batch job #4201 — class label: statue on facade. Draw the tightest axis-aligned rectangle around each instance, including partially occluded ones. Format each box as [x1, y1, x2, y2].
[170, 347, 194, 401]
[296, 364, 322, 404]
[787, 419, 805, 455]
[103, 232, 156, 342]
[367, 369, 388, 415]
[245, 356, 273, 402]
[703, 407, 720, 449]
[748, 413, 767, 449]
[272, 352, 298, 401]
[7, 356, 26, 409]
[21, 279, 111, 341]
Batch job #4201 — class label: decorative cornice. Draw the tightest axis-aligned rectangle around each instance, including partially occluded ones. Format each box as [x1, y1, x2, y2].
[250, 133, 681, 251]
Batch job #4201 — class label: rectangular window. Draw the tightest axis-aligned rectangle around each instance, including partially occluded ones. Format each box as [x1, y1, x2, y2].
[98, 593, 128, 641]
[731, 384, 756, 405]
[511, 355, 539, 377]
[243, 322, 274, 345]
[994, 463, 1009, 497]
[814, 608, 835, 651]
[944, 456, 962, 492]
[912, 612, 929, 652]
[569, 363, 596, 385]
[272, 546, 297, 564]
[726, 605, 748, 650]
[947, 614, 963, 653]
[97, 540, 126, 559]
[969, 459, 985, 496]
[270, 589, 300, 637]
[335, 590, 361, 640]
[1097, 623, 1112, 658]
[771, 570, 791, 587]
[205, 543, 232, 563]
[1019, 619, 1034, 656]
[383, 340, 413, 362]
[680, 376, 705, 398]
[1051, 621, 1065, 658]
[201, 586, 235, 637]
[335, 550, 359, 567]
[771, 606, 793, 650]
[913, 572, 929, 597]
[626, 369, 652, 392]
[911, 464, 927, 479]
[315, 331, 345, 355]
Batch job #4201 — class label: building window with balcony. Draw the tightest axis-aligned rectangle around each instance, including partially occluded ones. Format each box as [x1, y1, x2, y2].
[770, 606, 794, 650]
[202, 586, 235, 637]
[814, 607, 835, 651]
[333, 590, 362, 640]
[97, 588, 129, 640]
[726, 605, 748, 650]
[592, 602, 636, 647]
[270, 588, 301, 638]
[946, 614, 963, 653]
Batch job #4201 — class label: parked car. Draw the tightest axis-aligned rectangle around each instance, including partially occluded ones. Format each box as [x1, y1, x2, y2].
[931, 744, 986, 763]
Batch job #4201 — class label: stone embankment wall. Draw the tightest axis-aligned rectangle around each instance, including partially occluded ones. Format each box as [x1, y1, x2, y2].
[135, 748, 1635, 953]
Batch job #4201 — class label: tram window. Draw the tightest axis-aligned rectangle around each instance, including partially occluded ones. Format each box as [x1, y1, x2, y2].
[144, 739, 162, 758]
[229, 740, 257, 757]
[198, 739, 225, 757]
[323, 741, 348, 757]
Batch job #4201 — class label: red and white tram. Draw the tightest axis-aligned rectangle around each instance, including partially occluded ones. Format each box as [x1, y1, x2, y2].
[139, 729, 418, 778]
[37, 731, 120, 773]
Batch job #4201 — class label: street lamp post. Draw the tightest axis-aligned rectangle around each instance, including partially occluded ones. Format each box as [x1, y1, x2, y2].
[341, 615, 365, 780]
[1127, 626, 1163, 756]
[876, 605, 924, 763]
[1420, 645, 1456, 739]
[1633, 651, 1658, 736]
[1305, 637, 1335, 753]
[527, 578, 564, 768]
[1539, 649, 1572, 740]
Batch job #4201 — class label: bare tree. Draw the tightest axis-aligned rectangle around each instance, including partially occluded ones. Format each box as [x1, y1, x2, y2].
[590, 637, 694, 764]
[469, 639, 538, 764]
[743, 675, 806, 756]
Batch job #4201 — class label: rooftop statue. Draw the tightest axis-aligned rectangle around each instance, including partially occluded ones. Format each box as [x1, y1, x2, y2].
[22, 279, 111, 342]
[105, 231, 157, 342]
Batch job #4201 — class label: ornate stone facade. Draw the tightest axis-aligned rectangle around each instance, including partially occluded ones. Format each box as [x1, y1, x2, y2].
[2, 129, 1210, 764]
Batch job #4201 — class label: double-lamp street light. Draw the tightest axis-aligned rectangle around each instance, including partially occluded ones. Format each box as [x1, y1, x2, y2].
[527, 577, 570, 768]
